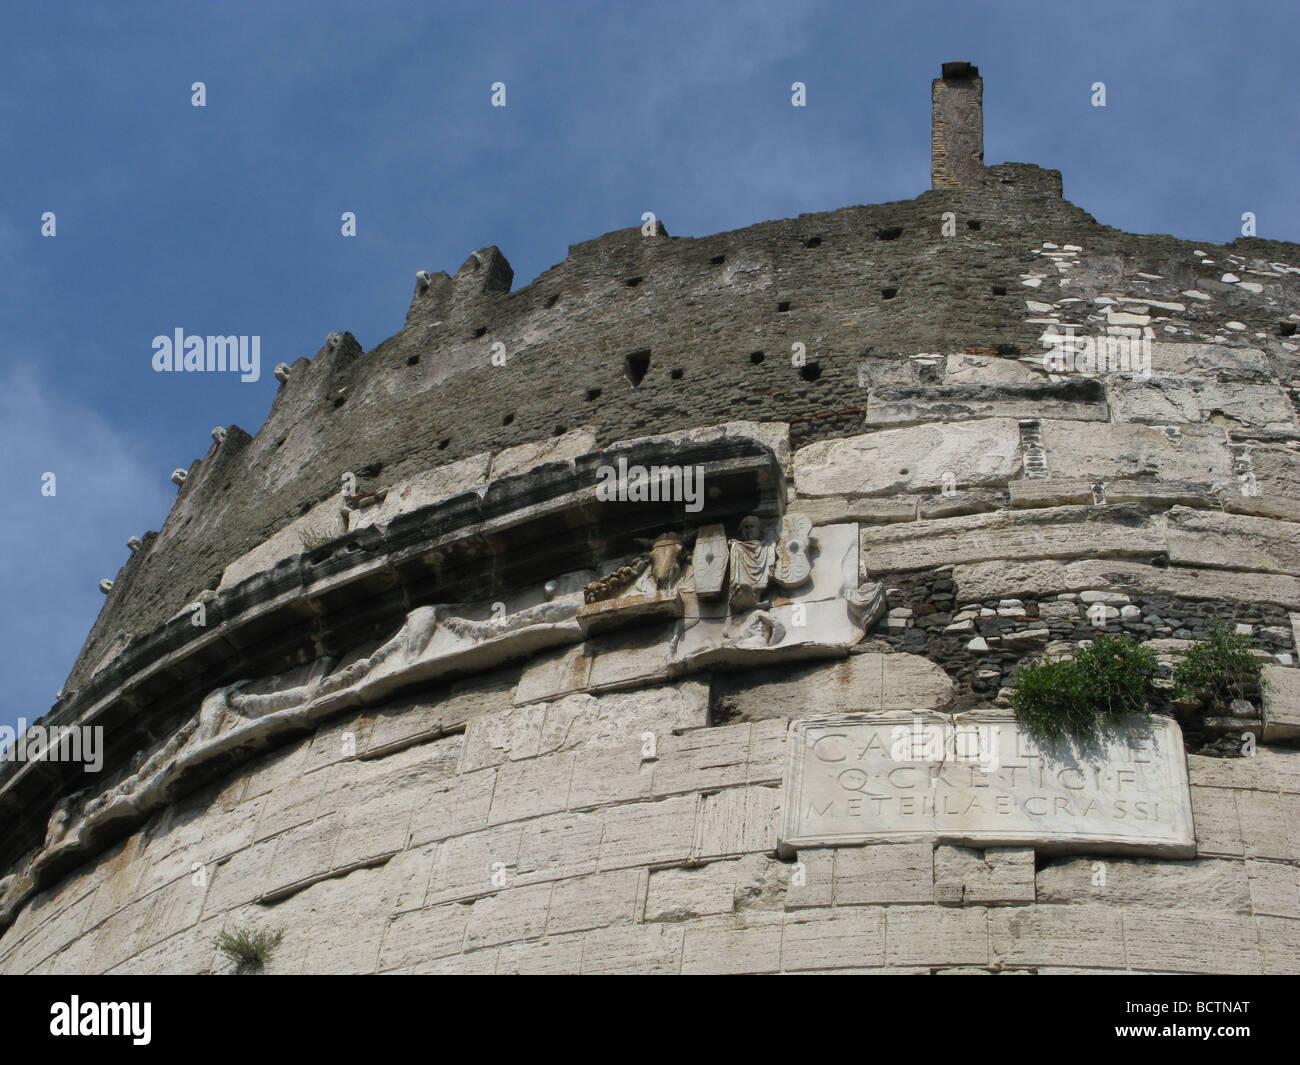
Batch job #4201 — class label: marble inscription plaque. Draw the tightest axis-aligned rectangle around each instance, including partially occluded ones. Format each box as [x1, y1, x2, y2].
[779, 710, 1195, 857]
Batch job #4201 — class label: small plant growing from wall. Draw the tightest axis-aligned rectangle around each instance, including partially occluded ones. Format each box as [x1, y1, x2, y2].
[215, 926, 283, 974]
[297, 527, 333, 554]
[1172, 623, 1265, 716]
[1010, 633, 1158, 740]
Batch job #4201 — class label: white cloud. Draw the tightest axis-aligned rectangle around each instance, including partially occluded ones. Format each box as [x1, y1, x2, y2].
[0, 358, 171, 740]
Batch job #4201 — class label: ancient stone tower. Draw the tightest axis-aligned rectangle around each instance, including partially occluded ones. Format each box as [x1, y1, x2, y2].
[931, 60, 985, 189]
[2, 64, 1298, 976]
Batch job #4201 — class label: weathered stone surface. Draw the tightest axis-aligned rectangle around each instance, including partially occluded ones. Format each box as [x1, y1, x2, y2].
[597, 796, 698, 872]
[463, 883, 553, 950]
[934, 845, 1035, 905]
[1145, 342, 1271, 378]
[487, 753, 575, 825]
[513, 811, 604, 884]
[345, 452, 491, 533]
[691, 524, 728, 596]
[711, 653, 955, 723]
[989, 906, 1124, 969]
[1224, 493, 1300, 524]
[488, 428, 597, 481]
[407, 767, 496, 848]
[649, 724, 750, 797]
[1262, 665, 1300, 743]
[581, 923, 684, 975]
[953, 557, 1300, 609]
[255, 863, 397, 975]
[680, 914, 784, 974]
[1166, 506, 1300, 575]
[1257, 915, 1300, 974]
[794, 419, 1022, 498]
[692, 785, 780, 857]
[1235, 789, 1298, 861]
[1040, 421, 1234, 486]
[1120, 910, 1261, 973]
[1189, 786, 1244, 858]
[865, 380, 1108, 426]
[1035, 855, 1251, 912]
[1008, 479, 1094, 508]
[861, 505, 1164, 575]
[943, 353, 1048, 386]
[784, 848, 833, 908]
[1104, 479, 1218, 508]
[538, 682, 710, 753]
[780, 908, 885, 971]
[577, 589, 684, 637]
[793, 496, 918, 526]
[495, 935, 584, 975]
[780, 711, 1194, 857]
[1109, 377, 1296, 429]
[218, 495, 347, 591]
[885, 905, 989, 967]
[608, 420, 791, 475]
[644, 854, 773, 921]
[917, 491, 1000, 520]
[1246, 860, 1300, 918]
[1247, 446, 1300, 501]
[379, 904, 470, 970]
[832, 843, 933, 904]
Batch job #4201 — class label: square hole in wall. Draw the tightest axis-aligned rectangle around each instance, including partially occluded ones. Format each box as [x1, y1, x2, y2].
[624, 349, 651, 386]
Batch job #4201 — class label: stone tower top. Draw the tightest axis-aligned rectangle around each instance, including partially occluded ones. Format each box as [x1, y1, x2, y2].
[931, 61, 984, 189]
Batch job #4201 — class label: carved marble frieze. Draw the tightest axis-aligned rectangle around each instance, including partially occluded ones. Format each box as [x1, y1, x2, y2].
[0, 507, 884, 933]
[0, 427, 787, 881]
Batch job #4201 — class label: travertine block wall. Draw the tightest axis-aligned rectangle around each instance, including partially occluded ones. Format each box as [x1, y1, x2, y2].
[2, 668, 1297, 974]
[7, 117, 1300, 974]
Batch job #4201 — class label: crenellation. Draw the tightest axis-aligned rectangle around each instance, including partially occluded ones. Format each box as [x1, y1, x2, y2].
[5, 62, 1300, 976]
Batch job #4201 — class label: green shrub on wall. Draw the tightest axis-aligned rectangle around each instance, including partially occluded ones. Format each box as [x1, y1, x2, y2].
[215, 927, 284, 974]
[1172, 623, 1265, 715]
[1010, 633, 1158, 739]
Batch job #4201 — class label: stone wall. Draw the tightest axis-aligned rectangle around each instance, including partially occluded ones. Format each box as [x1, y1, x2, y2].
[3, 406, 1299, 971]
[57, 167, 1300, 702]
[2, 662, 1297, 974]
[6, 65, 1300, 973]
[931, 62, 984, 189]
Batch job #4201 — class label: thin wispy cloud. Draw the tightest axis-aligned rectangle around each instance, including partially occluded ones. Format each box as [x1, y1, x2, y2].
[0, 359, 172, 736]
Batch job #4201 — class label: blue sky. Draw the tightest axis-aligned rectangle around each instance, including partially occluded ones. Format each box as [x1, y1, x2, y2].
[2, 0, 1297, 741]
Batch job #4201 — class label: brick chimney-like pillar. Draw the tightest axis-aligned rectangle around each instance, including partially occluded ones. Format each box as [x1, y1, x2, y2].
[931, 62, 984, 189]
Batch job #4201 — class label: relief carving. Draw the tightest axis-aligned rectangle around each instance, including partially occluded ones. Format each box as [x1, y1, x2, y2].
[728, 513, 814, 611]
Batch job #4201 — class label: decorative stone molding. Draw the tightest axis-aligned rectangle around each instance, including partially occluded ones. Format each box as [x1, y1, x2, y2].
[0, 426, 788, 913]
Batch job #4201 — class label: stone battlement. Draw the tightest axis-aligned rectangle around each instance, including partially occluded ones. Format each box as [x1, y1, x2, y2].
[3, 64, 1300, 976]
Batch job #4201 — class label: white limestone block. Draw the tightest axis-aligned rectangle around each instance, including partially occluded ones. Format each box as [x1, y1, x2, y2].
[794, 419, 1022, 498]
[488, 428, 597, 481]
[347, 452, 491, 533]
[1040, 421, 1235, 486]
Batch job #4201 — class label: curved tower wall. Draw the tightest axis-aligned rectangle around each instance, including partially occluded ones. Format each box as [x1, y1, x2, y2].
[2, 66, 1299, 975]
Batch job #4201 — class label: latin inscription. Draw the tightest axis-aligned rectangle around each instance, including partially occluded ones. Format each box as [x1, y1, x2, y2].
[779, 711, 1195, 857]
